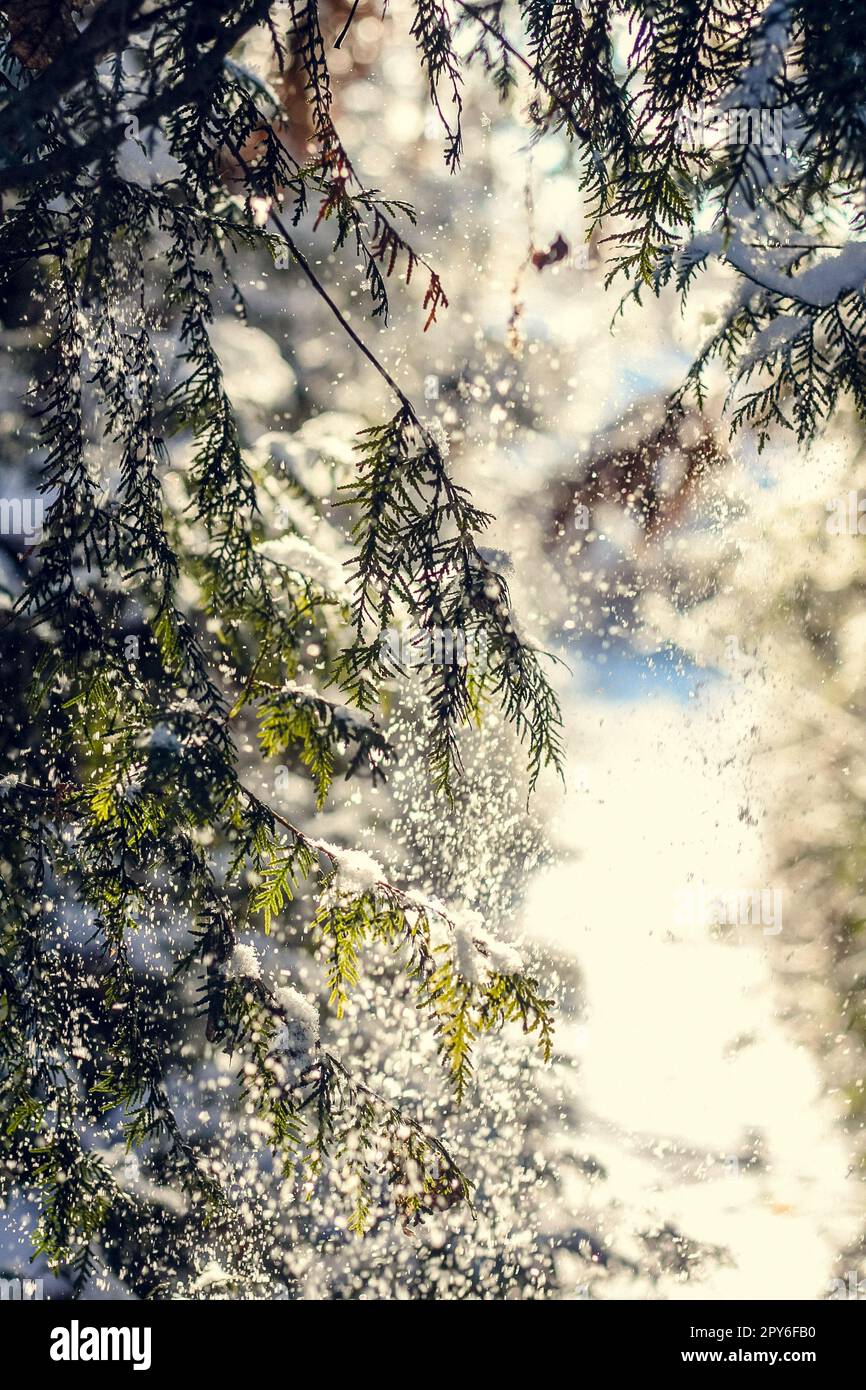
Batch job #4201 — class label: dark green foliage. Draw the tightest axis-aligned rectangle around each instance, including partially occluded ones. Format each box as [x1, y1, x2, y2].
[336, 407, 564, 791]
[467, 0, 866, 441]
[584, 1, 866, 439]
[0, 0, 568, 1289]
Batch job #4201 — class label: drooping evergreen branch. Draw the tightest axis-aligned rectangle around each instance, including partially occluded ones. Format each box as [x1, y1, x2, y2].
[15, 0, 866, 1295]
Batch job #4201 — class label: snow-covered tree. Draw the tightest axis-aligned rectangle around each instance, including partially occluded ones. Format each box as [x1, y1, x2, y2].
[4, 0, 866, 1299]
[0, 0, 566, 1291]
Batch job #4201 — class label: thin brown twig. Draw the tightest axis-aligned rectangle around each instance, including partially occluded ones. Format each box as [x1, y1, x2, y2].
[222, 131, 417, 419]
[333, 0, 362, 49]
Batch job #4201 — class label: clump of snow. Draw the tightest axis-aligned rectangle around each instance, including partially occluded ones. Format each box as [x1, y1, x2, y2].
[727, 0, 792, 108]
[452, 911, 486, 984]
[209, 319, 297, 414]
[0, 774, 20, 798]
[249, 195, 272, 228]
[473, 925, 524, 978]
[318, 842, 384, 901]
[254, 429, 347, 495]
[423, 417, 451, 458]
[403, 887, 449, 921]
[255, 535, 348, 595]
[739, 314, 810, 369]
[295, 411, 367, 467]
[452, 909, 524, 984]
[146, 723, 181, 753]
[224, 943, 261, 982]
[273, 985, 319, 1062]
[280, 679, 324, 702]
[190, 1262, 233, 1293]
[402, 891, 525, 980]
[683, 233, 866, 309]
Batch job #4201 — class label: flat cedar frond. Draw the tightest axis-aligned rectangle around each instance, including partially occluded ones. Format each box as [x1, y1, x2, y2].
[336, 407, 564, 793]
[411, 0, 464, 169]
[308, 865, 555, 1097]
[248, 840, 312, 935]
[257, 686, 390, 807]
